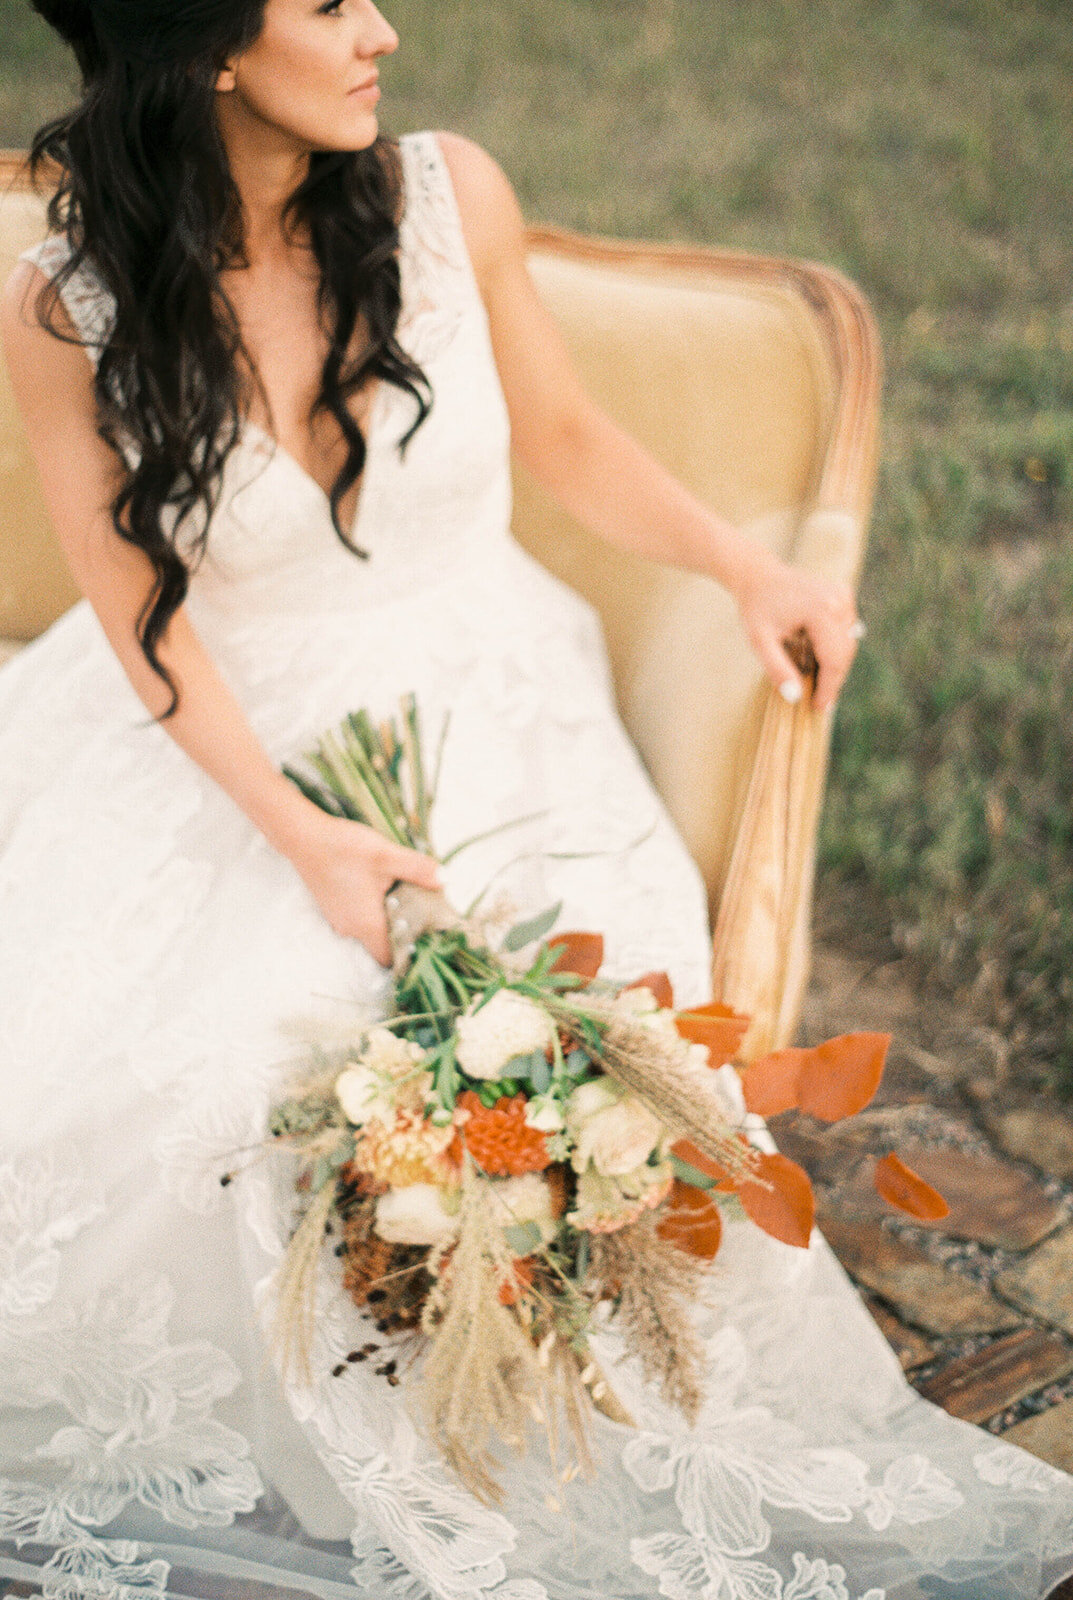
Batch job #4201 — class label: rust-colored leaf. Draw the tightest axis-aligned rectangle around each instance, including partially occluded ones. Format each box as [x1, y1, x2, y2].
[498, 1256, 536, 1305]
[874, 1152, 950, 1221]
[738, 1152, 815, 1249]
[548, 931, 605, 980]
[626, 970, 674, 1009]
[670, 1137, 741, 1192]
[656, 1180, 723, 1260]
[675, 1002, 751, 1065]
[797, 1032, 891, 1123]
[740, 1048, 807, 1116]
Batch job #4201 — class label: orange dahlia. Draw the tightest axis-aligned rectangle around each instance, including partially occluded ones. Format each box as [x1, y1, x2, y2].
[456, 1091, 552, 1175]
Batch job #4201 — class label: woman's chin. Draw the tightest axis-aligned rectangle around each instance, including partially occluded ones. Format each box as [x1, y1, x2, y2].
[317, 116, 382, 154]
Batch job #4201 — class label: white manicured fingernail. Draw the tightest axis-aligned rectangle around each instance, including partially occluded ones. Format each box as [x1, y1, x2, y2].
[778, 678, 804, 704]
[849, 620, 867, 641]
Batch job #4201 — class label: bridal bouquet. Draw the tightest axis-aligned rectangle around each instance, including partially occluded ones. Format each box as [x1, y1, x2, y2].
[268, 697, 946, 1502]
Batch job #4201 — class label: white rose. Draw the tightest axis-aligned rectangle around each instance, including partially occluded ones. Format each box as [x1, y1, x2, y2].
[373, 1184, 460, 1247]
[567, 1080, 663, 1177]
[455, 989, 554, 1080]
[336, 1063, 393, 1127]
[491, 1172, 559, 1245]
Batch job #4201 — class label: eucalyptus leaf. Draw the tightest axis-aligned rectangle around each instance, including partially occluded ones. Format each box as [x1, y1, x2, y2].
[504, 1221, 543, 1255]
[564, 1049, 591, 1078]
[503, 901, 563, 953]
[529, 1053, 552, 1095]
[311, 1156, 334, 1193]
[328, 1138, 356, 1170]
[503, 1050, 545, 1082]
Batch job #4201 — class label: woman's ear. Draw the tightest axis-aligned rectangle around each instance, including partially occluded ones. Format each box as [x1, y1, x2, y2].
[215, 61, 237, 92]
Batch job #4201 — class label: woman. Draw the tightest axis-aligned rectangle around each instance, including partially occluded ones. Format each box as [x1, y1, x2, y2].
[1, 2, 1070, 1596]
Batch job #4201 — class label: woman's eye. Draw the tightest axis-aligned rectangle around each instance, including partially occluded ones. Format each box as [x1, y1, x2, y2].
[318, 0, 345, 14]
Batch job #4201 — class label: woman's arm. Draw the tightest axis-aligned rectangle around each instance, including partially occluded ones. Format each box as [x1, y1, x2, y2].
[0, 261, 439, 964]
[438, 133, 861, 712]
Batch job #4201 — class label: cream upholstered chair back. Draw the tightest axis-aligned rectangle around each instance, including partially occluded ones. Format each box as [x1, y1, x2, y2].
[0, 170, 81, 643]
[0, 156, 881, 1052]
[513, 231, 880, 1050]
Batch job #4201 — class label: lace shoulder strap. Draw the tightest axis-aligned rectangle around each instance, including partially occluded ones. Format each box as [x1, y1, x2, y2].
[395, 131, 477, 363]
[18, 235, 116, 370]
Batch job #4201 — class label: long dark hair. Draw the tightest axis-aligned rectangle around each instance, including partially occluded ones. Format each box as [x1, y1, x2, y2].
[28, 0, 431, 716]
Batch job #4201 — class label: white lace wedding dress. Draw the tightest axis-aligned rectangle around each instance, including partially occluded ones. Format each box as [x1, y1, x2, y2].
[2, 132, 1072, 1600]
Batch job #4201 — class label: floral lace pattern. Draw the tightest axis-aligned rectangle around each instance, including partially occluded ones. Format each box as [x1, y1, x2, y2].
[4, 133, 1073, 1599]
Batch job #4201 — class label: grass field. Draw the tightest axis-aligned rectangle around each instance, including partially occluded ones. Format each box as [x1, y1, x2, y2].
[2, 0, 1071, 1080]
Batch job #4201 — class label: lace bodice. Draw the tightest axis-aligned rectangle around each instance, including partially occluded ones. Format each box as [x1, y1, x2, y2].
[21, 133, 513, 623]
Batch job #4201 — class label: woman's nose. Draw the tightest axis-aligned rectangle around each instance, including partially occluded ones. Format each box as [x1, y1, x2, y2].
[361, 2, 399, 58]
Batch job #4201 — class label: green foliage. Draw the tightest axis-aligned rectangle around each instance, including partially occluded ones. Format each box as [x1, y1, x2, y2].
[5, 0, 1070, 1077]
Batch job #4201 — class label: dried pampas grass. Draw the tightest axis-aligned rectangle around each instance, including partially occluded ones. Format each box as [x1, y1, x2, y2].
[419, 1164, 596, 1504]
[590, 1213, 707, 1421]
[271, 1182, 336, 1385]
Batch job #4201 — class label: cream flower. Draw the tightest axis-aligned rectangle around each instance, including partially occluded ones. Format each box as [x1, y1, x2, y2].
[565, 1079, 664, 1177]
[613, 986, 661, 1017]
[524, 1094, 565, 1133]
[454, 989, 554, 1081]
[565, 1077, 620, 1122]
[374, 1184, 460, 1247]
[361, 1025, 429, 1079]
[336, 1027, 431, 1127]
[335, 1063, 392, 1127]
[567, 1161, 674, 1234]
[613, 987, 683, 1045]
[491, 1172, 559, 1246]
[613, 988, 725, 1071]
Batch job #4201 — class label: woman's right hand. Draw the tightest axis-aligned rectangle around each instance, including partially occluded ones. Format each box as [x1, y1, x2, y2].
[283, 807, 443, 967]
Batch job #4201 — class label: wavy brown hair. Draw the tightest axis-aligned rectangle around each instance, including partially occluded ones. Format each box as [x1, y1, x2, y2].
[28, 0, 431, 716]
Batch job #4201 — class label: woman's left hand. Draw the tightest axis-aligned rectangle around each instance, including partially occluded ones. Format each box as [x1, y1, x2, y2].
[731, 547, 863, 713]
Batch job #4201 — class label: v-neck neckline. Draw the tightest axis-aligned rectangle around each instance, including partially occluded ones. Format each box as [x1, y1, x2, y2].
[240, 378, 389, 545]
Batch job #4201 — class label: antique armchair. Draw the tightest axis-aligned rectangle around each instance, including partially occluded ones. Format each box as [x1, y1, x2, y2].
[0, 154, 881, 1055]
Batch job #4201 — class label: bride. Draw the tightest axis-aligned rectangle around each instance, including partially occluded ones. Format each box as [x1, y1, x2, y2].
[2, 1, 1071, 1596]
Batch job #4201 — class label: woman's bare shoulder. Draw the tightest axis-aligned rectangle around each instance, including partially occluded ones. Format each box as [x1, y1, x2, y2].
[0, 255, 107, 495]
[1, 255, 83, 381]
[430, 131, 527, 290]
